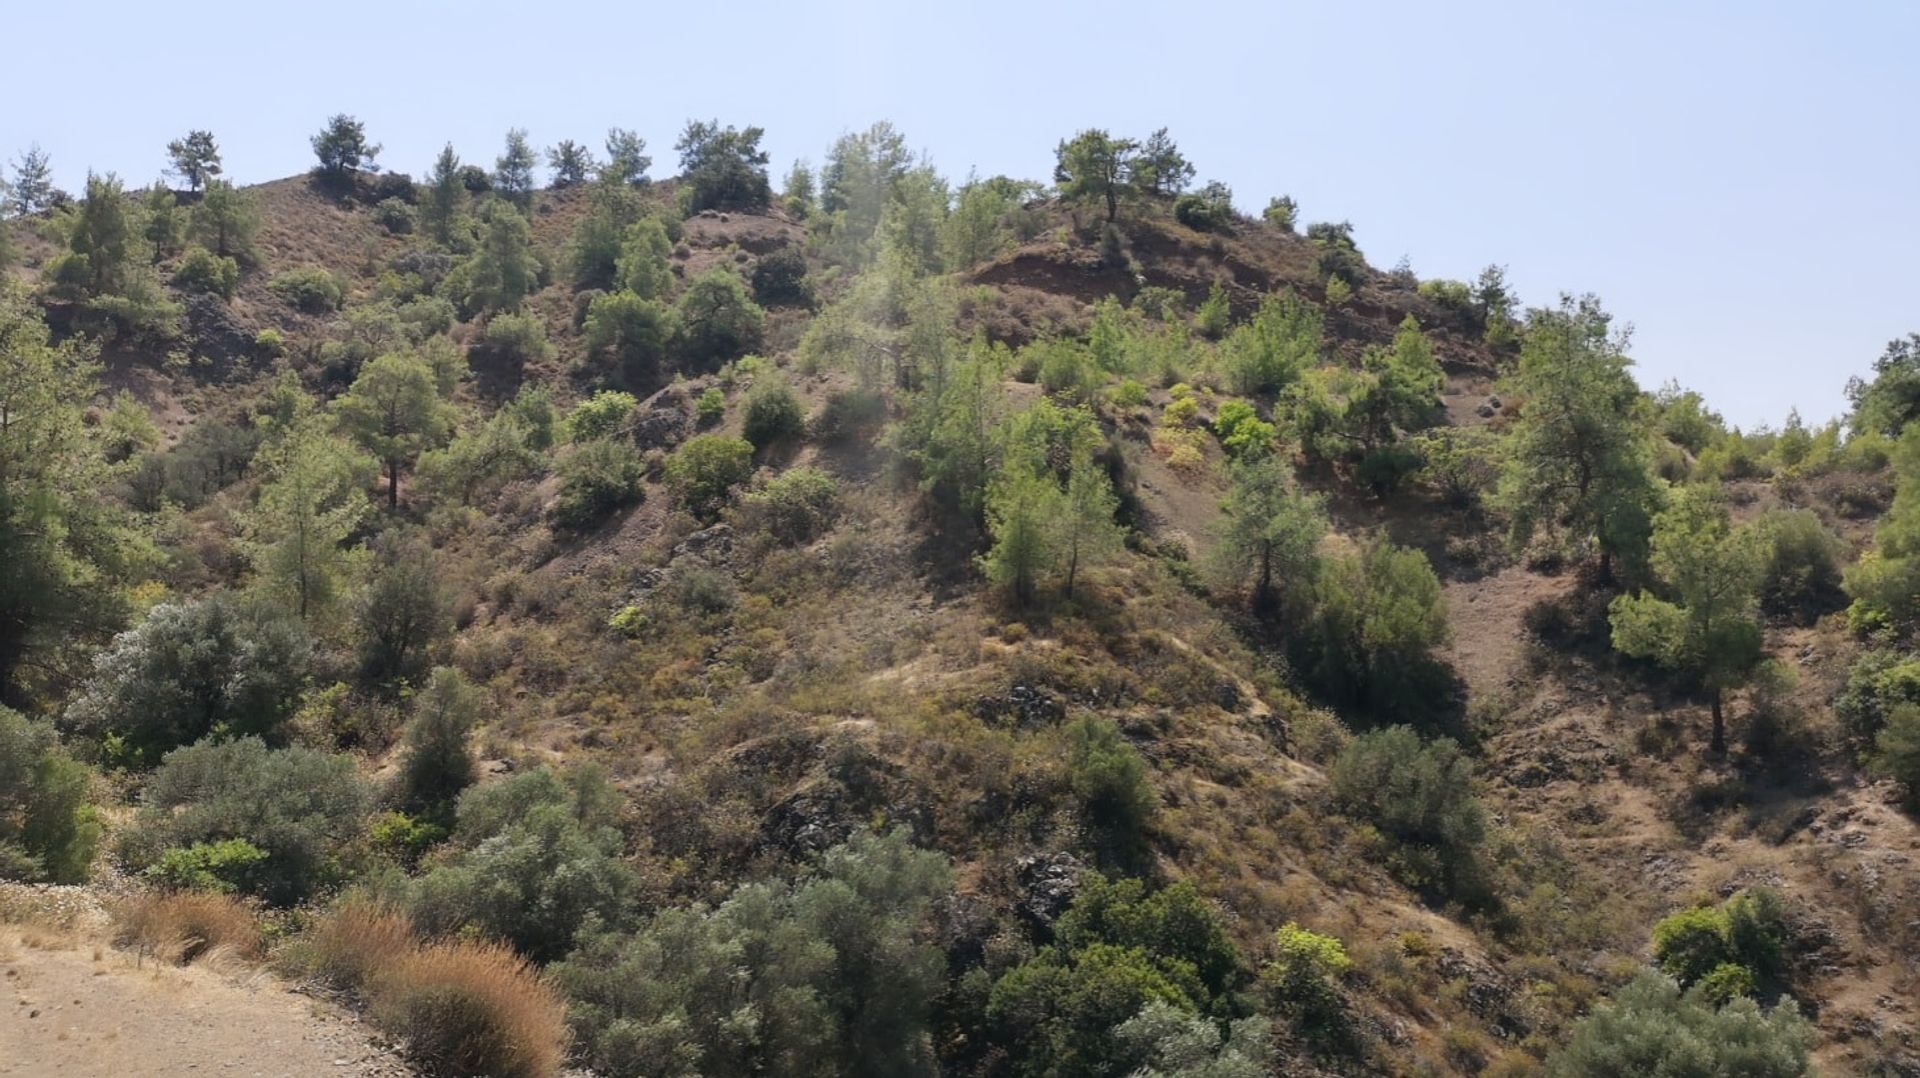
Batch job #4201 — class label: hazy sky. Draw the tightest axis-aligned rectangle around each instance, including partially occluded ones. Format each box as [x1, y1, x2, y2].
[4, 0, 1913, 427]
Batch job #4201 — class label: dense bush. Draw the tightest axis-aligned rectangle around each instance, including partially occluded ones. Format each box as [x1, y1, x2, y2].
[565, 389, 638, 442]
[172, 245, 239, 298]
[140, 837, 267, 893]
[409, 766, 637, 961]
[750, 246, 812, 307]
[739, 467, 839, 545]
[1330, 726, 1485, 895]
[1301, 539, 1449, 716]
[1213, 399, 1276, 458]
[65, 594, 311, 762]
[0, 706, 100, 883]
[1222, 291, 1321, 397]
[1173, 182, 1233, 232]
[1756, 509, 1846, 619]
[1065, 716, 1158, 844]
[478, 311, 552, 367]
[1871, 705, 1920, 807]
[665, 434, 755, 522]
[396, 667, 482, 821]
[551, 438, 646, 532]
[371, 939, 568, 1078]
[268, 266, 345, 312]
[1262, 922, 1351, 1043]
[585, 290, 677, 386]
[677, 268, 765, 368]
[556, 829, 951, 1078]
[355, 535, 447, 688]
[374, 197, 415, 235]
[1115, 1000, 1273, 1077]
[122, 738, 373, 905]
[742, 377, 806, 449]
[1546, 971, 1812, 1077]
[1834, 650, 1920, 742]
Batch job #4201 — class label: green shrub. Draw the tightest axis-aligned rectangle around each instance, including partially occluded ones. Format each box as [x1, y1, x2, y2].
[740, 467, 839, 545]
[1213, 399, 1275, 458]
[564, 390, 638, 442]
[813, 387, 887, 444]
[1546, 971, 1812, 1078]
[1751, 509, 1846, 620]
[1263, 922, 1351, 1042]
[1330, 726, 1485, 895]
[694, 386, 726, 426]
[1262, 196, 1297, 232]
[142, 838, 268, 893]
[677, 268, 764, 368]
[268, 266, 345, 312]
[1065, 716, 1158, 842]
[665, 434, 754, 522]
[1223, 291, 1321, 396]
[584, 290, 677, 385]
[122, 737, 373, 905]
[742, 377, 806, 449]
[478, 311, 552, 366]
[373, 197, 415, 235]
[1356, 442, 1423, 494]
[556, 829, 951, 1078]
[1114, 1000, 1274, 1077]
[1651, 905, 1733, 987]
[750, 246, 812, 307]
[1834, 650, 1920, 742]
[1108, 379, 1150, 409]
[172, 245, 239, 298]
[397, 668, 482, 822]
[65, 594, 311, 763]
[409, 766, 638, 962]
[0, 707, 100, 884]
[1871, 704, 1920, 807]
[1301, 540, 1449, 716]
[551, 438, 645, 532]
[1651, 888, 1788, 992]
[1173, 182, 1233, 232]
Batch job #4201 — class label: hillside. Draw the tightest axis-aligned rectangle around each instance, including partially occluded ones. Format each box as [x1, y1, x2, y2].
[1, 121, 1916, 1077]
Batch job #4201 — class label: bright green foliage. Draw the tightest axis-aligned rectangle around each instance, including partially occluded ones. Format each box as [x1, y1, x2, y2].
[410, 765, 638, 962]
[142, 838, 267, 893]
[1871, 705, 1920, 806]
[241, 417, 375, 621]
[1114, 1001, 1273, 1078]
[454, 202, 540, 314]
[1055, 447, 1125, 596]
[1497, 294, 1658, 573]
[742, 377, 806, 449]
[1304, 539, 1450, 713]
[1609, 485, 1766, 753]
[310, 114, 378, 185]
[615, 217, 674, 298]
[1065, 717, 1158, 840]
[601, 128, 651, 186]
[556, 829, 953, 1078]
[1054, 130, 1140, 223]
[268, 266, 344, 312]
[0, 707, 99, 883]
[585, 291, 678, 386]
[143, 186, 184, 257]
[1212, 400, 1275, 458]
[417, 401, 546, 506]
[51, 173, 145, 296]
[740, 467, 839, 546]
[492, 128, 537, 208]
[675, 120, 771, 213]
[1213, 454, 1328, 613]
[7, 146, 55, 215]
[65, 593, 310, 763]
[551, 439, 646, 532]
[421, 144, 465, 245]
[173, 245, 238, 298]
[1653, 381, 1728, 455]
[982, 465, 1064, 605]
[695, 386, 726, 425]
[567, 181, 649, 288]
[903, 337, 1004, 519]
[665, 434, 755, 522]
[942, 174, 1040, 270]
[1195, 281, 1231, 341]
[1136, 128, 1195, 196]
[398, 667, 481, 821]
[1653, 906, 1737, 987]
[1222, 290, 1321, 396]
[1650, 887, 1788, 997]
[1262, 196, 1297, 232]
[1330, 727, 1485, 894]
[335, 352, 455, 509]
[189, 179, 257, 261]
[1349, 317, 1443, 448]
[1413, 426, 1498, 508]
[1847, 333, 1920, 438]
[124, 737, 373, 905]
[677, 268, 765, 368]
[1263, 922, 1351, 1041]
[566, 390, 639, 442]
[1845, 427, 1920, 634]
[1546, 971, 1813, 1078]
[818, 121, 916, 266]
[0, 285, 140, 702]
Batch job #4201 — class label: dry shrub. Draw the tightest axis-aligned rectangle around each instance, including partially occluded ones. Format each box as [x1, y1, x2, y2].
[370, 939, 568, 1078]
[114, 891, 260, 965]
[304, 897, 418, 990]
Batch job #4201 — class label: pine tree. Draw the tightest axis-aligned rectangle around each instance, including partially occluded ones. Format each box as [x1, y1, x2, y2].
[982, 465, 1062, 606]
[1054, 448, 1124, 597]
[1215, 455, 1328, 614]
[243, 417, 373, 622]
[421, 143, 464, 245]
[165, 130, 222, 192]
[189, 179, 258, 261]
[8, 146, 54, 216]
[334, 352, 454, 509]
[494, 128, 537, 208]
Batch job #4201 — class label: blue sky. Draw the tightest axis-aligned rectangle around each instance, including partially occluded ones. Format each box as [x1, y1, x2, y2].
[4, 0, 1913, 427]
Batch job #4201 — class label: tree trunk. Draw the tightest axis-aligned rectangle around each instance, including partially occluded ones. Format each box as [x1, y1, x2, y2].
[388, 459, 400, 509]
[1065, 547, 1079, 598]
[1709, 689, 1726, 755]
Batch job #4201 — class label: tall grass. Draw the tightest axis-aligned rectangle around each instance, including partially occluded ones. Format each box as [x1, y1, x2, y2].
[369, 939, 568, 1078]
[114, 891, 261, 965]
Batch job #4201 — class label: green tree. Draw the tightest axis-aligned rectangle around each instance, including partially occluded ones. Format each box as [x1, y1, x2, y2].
[677, 268, 765, 367]
[676, 119, 771, 213]
[1497, 294, 1659, 576]
[1872, 705, 1920, 807]
[665, 435, 755, 522]
[1115, 1000, 1273, 1078]
[420, 143, 464, 245]
[1846, 333, 1920, 438]
[64, 594, 310, 762]
[310, 114, 379, 187]
[1350, 316, 1443, 448]
[0, 706, 100, 883]
[615, 216, 673, 298]
[600, 128, 651, 186]
[165, 130, 221, 192]
[1064, 717, 1158, 841]
[1054, 129, 1140, 223]
[546, 139, 594, 188]
[1055, 446, 1124, 597]
[188, 179, 258, 261]
[1844, 426, 1920, 634]
[1262, 922, 1351, 1042]
[8, 145, 54, 215]
[242, 418, 374, 621]
[493, 127, 537, 208]
[1546, 971, 1812, 1078]
[1136, 128, 1194, 196]
[1609, 485, 1766, 754]
[356, 533, 446, 686]
[1330, 726, 1485, 894]
[1213, 455, 1328, 614]
[783, 158, 816, 216]
[1222, 290, 1322, 396]
[0, 284, 137, 706]
[335, 352, 455, 509]
[1305, 539, 1451, 714]
[982, 464, 1063, 606]
[53, 173, 146, 297]
[398, 667, 481, 821]
[456, 202, 540, 314]
[584, 291, 678, 387]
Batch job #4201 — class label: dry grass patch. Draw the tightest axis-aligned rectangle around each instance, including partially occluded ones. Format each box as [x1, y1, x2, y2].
[113, 891, 261, 965]
[296, 897, 418, 991]
[370, 939, 568, 1078]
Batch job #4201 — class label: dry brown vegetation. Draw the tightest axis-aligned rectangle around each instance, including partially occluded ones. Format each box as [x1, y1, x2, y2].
[369, 939, 568, 1078]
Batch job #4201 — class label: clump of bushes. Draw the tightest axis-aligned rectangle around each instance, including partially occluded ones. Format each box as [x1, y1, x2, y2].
[665, 434, 754, 522]
[742, 376, 806, 449]
[0, 707, 100, 884]
[1755, 509, 1846, 620]
[478, 311, 552, 367]
[267, 266, 345, 312]
[373, 197, 415, 235]
[1263, 921, 1352, 1044]
[1213, 399, 1275, 458]
[739, 467, 839, 546]
[1064, 716, 1158, 845]
[1330, 726, 1486, 897]
[1547, 970, 1812, 1077]
[1650, 887, 1789, 999]
[750, 246, 812, 307]
[564, 389, 638, 442]
[551, 439, 645, 532]
[172, 246, 239, 299]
